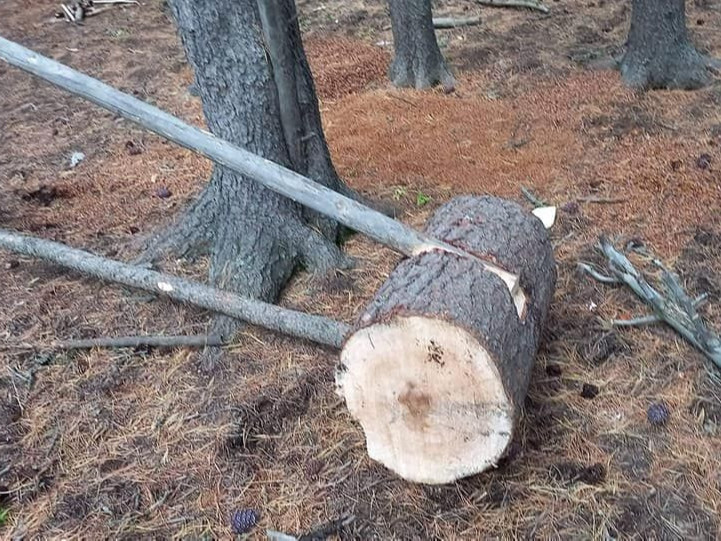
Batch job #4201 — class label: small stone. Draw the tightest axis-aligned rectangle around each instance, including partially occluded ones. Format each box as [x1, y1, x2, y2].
[580, 383, 599, 399]
[230, 509, 259, 535]
[579, 463, 606, 485]
[560, 201, 579, 214]
[155, 187, 172, 199]
[670, 159, 682, 171]
[125, 140, 143, 155]
[4, 260, 19, 270]
[647, 402, 671, 426]
[69, 151, 85, 168]
[697, 153, 712, 170]
[546, 364, 563, 377]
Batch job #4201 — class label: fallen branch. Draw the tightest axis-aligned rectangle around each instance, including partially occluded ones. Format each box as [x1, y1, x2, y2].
[433, 16, 482, 29]
[578, 196, 627, 204]
[0, 229, 350, 349]
[473, 0, 550, 14]
[521, 186, 547, 208]
[579, 237, 721, 370]
[51, 334, 225, 350]
[93, 0, 140, 4]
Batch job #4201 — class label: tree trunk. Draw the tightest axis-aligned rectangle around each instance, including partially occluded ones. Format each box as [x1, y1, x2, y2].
[336, 196, 556, 484]
[620, 0, 709, 89]
[388, 0, 455, 90]
[163, 0, 353, 350]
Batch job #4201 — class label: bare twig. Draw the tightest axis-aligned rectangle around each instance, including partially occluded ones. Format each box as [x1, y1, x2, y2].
[473, 0, 550, 14]
[433, 16, 482, 29]
[611, 314, 660, 327]
[578, 196, 627, 204]
[387, 93, 418, 108]
[85, 6, 114, 17]
[51, 334, 225, 350]
[577, 262, 619, 284]
[521, 186, 547, 208]
[93, 0, 140, 4]
[60, 4, 76, 22]
[611, 294, 708, 327]
[580, 236, 721, 370]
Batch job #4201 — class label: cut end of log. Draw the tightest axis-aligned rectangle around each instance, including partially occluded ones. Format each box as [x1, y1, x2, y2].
[337, 316, 514, 484]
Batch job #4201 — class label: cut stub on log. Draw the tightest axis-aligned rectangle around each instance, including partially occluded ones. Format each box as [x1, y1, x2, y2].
[336, 196, 556, 484]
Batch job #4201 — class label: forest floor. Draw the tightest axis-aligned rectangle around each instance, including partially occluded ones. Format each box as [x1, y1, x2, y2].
[2, 0, 721, 538]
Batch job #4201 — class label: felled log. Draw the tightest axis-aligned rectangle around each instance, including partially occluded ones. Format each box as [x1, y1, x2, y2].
[336, 196, 556, 484]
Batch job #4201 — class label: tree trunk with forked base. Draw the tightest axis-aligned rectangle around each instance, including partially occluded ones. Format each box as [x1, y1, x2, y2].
[160, 0, 358, 354]
[337, 196, 556, 484]
[388, 0, 455, 90]
[620, 0, 709, 89]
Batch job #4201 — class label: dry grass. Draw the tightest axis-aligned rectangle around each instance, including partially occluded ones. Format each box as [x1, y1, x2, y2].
[2, 0, 721, 539]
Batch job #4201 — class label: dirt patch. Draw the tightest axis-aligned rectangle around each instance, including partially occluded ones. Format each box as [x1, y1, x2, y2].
[549, 461, 606, 486]
[599, 433, 654, 480]
[305, 36, 390, 101]
[223, 375, 317, 455]
[614, 485, 717, 539]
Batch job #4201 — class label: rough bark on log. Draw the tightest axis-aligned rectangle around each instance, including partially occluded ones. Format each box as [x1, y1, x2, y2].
[336, 196, 556, 484]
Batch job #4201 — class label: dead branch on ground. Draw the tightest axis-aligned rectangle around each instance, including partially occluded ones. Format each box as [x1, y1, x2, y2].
[0, 228, 350, 349]
[473, 0, 550, 14]
[51, 334, 225, 350]
[578, 236, 721, 370]
[433, 16, 482, 29]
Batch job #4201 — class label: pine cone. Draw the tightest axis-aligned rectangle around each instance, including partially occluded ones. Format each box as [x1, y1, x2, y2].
[231, 509, 259, 535]
[647, 402, 670, 426]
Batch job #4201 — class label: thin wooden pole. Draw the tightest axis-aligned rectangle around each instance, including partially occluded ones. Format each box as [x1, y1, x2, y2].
[0, 35, 518, 295]
[0, 229, 350, 349]
[52, 334, 225, 350]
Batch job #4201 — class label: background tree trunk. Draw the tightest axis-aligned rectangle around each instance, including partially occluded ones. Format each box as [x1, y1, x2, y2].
[388, 0, 455, 90]
[163, 0, 353, 356]
[620, 0, 709, 89]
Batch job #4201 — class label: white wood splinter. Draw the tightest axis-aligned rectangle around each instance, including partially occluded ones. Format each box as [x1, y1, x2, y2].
[337, 196, 556, 484]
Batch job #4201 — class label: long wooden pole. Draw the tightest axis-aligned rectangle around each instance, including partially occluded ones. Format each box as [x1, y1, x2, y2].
[0, 229, 350, 349]
[0, 35, 518, 295]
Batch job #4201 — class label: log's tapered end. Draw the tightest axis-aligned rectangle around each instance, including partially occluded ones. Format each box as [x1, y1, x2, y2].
[336, 316, 513, 484]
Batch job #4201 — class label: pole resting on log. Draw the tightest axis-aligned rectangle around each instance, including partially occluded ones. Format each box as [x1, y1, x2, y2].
[0, 36, 520, 303]
[336, 196, 556, 484]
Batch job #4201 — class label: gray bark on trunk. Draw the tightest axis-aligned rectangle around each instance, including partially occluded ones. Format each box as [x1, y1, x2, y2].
[337, 196, 556, 483]
[164, 0, 351, 355]
[620, 0, 709, 89]
[388, 0, 455, 90]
